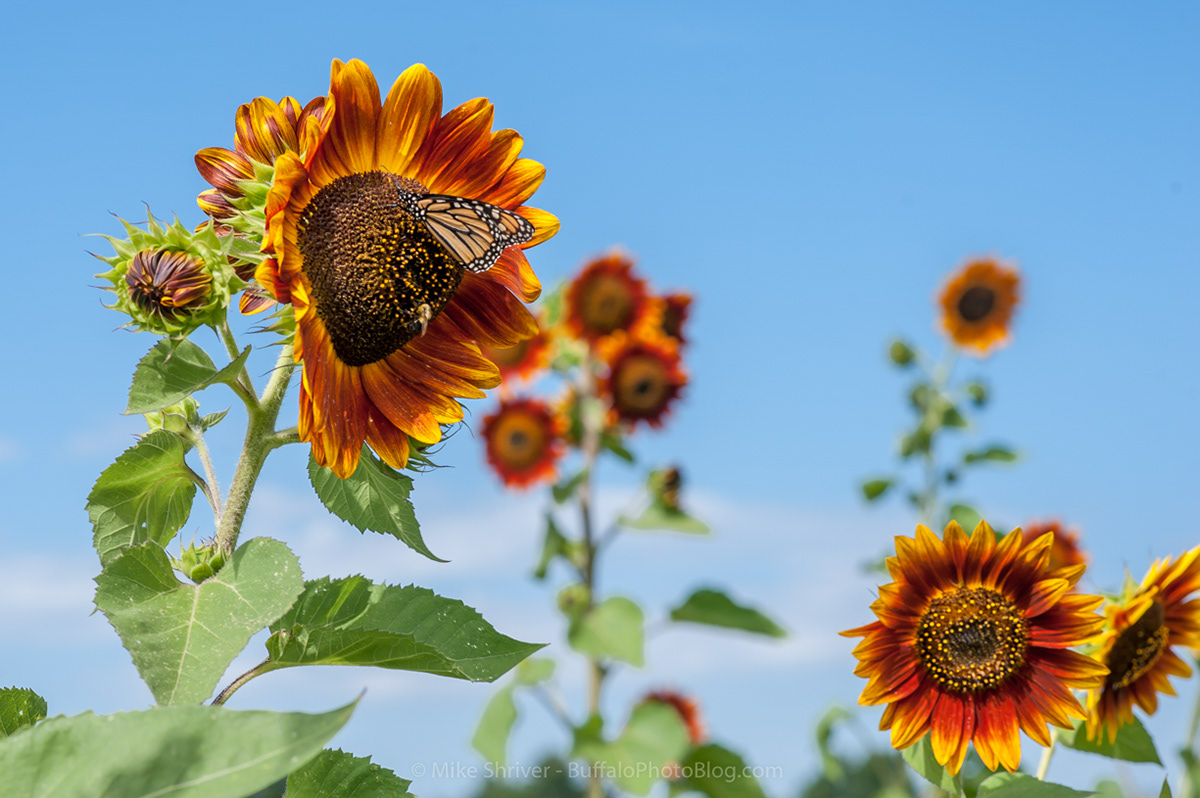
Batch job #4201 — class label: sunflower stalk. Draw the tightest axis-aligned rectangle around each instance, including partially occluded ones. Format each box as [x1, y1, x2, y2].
[212, 340, 295, 554]
[191, 427, 223, 524]
[1034, 727, 1059, 780]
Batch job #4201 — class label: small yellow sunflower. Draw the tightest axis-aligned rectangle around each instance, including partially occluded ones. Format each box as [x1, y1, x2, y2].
[600, 332, 686, 430]
[482, 397, 564, 489]
[260, 59, 558, 477]
[1022, 520, 1088, 573]
[564, 251, 651, 344]
[938, 258, 1020, 355]
[843, 522, 1107, 775]
[1086, 545, 1200, 742]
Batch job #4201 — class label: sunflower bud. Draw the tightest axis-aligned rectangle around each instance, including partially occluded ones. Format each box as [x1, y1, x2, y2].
[145, 398, 201, 436]
[95, 212, 241, 335]
[557, 583, 591, 619]
[888, 339, 916, 367]
[174, 539, 229, 583]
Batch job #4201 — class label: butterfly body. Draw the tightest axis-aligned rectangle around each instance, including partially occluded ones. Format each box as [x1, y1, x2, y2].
[387, 178, 534, 274]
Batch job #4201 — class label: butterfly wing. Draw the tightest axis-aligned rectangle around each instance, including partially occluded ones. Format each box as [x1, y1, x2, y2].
[416, 195, 534, 273]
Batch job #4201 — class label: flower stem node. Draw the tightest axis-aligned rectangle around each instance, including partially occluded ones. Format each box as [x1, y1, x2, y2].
[95, 212, 243, 336]
[173, 539, 229, 584]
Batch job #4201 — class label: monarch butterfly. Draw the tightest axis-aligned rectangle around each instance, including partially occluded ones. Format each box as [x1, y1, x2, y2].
[386, 180, 535, 273]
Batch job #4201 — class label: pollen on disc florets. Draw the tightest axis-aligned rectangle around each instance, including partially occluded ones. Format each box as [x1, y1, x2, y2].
[916, 587, 1030, 694]
[296, 170, 462, 367]
[95, 212, 241, 336]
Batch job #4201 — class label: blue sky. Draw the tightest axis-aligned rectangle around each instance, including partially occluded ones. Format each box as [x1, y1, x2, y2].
[2, 1, 1198, 795]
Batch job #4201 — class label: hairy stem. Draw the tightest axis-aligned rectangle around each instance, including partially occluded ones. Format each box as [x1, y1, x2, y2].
[211, 657, 273, 706]
[192, 430, 222, 525]
[212, 342, 294, 554]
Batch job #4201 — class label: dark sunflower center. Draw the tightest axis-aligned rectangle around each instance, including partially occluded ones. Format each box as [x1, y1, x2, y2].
[581, 274, 635, 334]
[297, 170, 463, 367]
[614, 356, 669, 414]
[916, 587, 1029, 694]
[1106, 601, 1169, 689]
[957, 286, 996, 323]
[492, 413, 546, 469]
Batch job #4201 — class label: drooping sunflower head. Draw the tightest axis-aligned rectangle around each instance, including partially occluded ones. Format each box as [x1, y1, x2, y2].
[642, 689, 706, 745]
[95, 213, 240, 336]
[481, 396, 565, 489]
[599, 332, 687, 430]
[652, 292, 693, 346]
[1086, 545, 1200, 743]
[937, 258, 1021, 356]
[1022, 520, 1088, 573]
[260, 59, 558, 478]
[564, 251, 651, 345]
[842, 521, 1107, 775]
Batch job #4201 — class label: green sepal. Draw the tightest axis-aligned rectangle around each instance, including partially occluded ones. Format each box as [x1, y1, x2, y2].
[93, 212, 242, 336]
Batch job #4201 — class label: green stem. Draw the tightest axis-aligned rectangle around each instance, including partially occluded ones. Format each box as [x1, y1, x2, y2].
[1035, 727, 1059, 781]
[212, 342, 294, 554]
[192, 430, 223, 525]
[211, 657, 274, 706]
[215, 317, 257, 396]
[1181, 658, 1200, 797]
[577, 350, 606, 798]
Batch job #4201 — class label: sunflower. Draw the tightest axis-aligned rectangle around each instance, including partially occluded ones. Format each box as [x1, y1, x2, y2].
[564, 251, 651, 344]
[1022, 520, 1088, 573]
[600, 332, 686, 430]
[1085, 546, 1200, 743]
[481, 397, 564, 489]
[643, 690, 706, 745]
[842, 522, 1107, 775]
[653, 292, 693, 346]
[481, 320, 551, 384]
[196, 95, 328, 314]
[938, 258, 1020, 355]
[260, 59, 558, 478]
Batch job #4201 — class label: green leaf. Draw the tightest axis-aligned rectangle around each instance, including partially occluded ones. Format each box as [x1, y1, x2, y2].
[308, 446, 442, 562]
[601, 431, 635, 463]
[1181, 750, 1200, 798]
[947, 503, 983, 533]
[899, 428, 932, 459]
[861, 479, 894, 502]
[941, 404, 968, 428]
[472, 687, 517, 766]
[125, 338, 251, 415]
[964, 445, 1019, 464]
[596, 703, 691, 796]
[901, 736, 962, 794]
[515, 657, 556, 686]
[669, 588, 786, 638]
[552, 470, 588, 504]
[87, 431, 198, 567]
[0, 700, 355, 798]
[1159, 778, 1172, 798]
[680, 743, 767, 798]
[813, 705, 853, 781]
[976, 772, 1093, 798]
[0, 688, 47, 737]
[285, 749, 414, 798]
[94, 538, 304, 705]
[568, 597, 644, 666]
[621, 502, 710, 534]
[534, 515, 569, 580]
[1059, 716, 1162, 764]
[200, 409, 229, 431]
[266, 576, 542, 682]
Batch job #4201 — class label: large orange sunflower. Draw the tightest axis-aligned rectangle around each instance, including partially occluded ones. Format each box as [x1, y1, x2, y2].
[481, 319, 551, 385]
[842, 522, 1107, 775]
[482, 397, 564, 489]
[261, 59, 558, 477]
[1022, 520, 1088, 573]
[1085, 545, 1200, 743]
[938, 258, 1020, 355]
